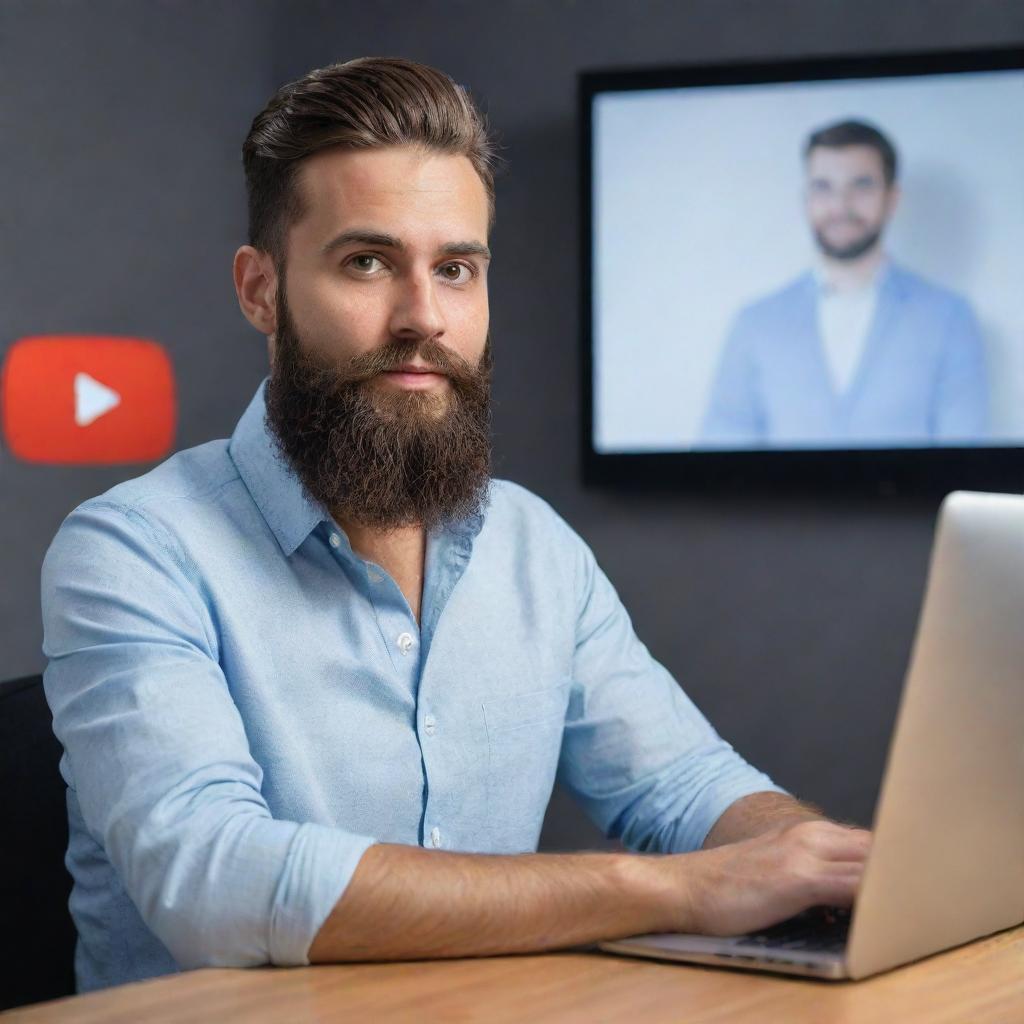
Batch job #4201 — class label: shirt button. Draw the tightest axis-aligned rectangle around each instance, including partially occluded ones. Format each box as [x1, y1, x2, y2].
[367, 569, 383, 583]
[430, 827, 441, 848]
[424, 714, 436, 736]
[396, 632, 415, 656]
[329, 533, 341, 549]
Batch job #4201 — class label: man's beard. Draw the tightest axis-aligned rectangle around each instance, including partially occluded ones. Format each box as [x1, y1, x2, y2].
[264, 288, 492, 533]
[813, 220, 883, 262]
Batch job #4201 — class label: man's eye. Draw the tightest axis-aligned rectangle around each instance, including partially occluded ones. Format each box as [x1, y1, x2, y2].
[439, 262, 472, 284]
[349, 254, 384, 274]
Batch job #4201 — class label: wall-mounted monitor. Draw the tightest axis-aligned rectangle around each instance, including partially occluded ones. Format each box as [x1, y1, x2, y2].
[580, 47, 1024, 493]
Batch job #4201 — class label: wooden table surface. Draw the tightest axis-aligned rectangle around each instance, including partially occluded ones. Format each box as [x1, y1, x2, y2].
[6, 927, 1023, 1023]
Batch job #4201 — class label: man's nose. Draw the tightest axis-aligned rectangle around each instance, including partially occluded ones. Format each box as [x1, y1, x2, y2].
[820, 189, 846, 213]
[389, 270, 445, 341]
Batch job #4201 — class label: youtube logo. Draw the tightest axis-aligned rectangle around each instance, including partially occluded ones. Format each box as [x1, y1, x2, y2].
[1, 336, 176, 465]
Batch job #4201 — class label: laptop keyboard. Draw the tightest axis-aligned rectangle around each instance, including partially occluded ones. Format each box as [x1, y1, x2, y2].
[739, 906, 851, 954]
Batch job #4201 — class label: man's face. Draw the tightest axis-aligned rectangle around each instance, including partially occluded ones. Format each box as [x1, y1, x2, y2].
[274, 144, 491, 409]
[804, 145, 899, 261]
[263, 145, 494, 530]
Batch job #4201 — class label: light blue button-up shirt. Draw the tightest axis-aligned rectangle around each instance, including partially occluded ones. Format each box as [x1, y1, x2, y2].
[41, 378, 784, 992]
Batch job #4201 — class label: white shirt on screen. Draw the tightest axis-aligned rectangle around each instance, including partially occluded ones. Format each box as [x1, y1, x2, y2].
[814, 262, 885, 395]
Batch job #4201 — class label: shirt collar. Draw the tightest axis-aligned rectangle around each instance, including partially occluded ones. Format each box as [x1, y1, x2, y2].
[228, 377, 328, 557]
[228, 376, 490, 559]
[813, 254, 892, 296]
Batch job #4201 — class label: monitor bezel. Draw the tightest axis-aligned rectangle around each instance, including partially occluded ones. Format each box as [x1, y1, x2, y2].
[579, 45, 1024, 497]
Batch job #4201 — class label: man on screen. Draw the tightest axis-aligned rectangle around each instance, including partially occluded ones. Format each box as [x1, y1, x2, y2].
[41, 58, 870, 991]
[699, 119, 988, 447]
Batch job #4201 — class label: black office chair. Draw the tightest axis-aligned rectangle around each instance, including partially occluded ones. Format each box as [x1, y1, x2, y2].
[0, 673, 77, 1010]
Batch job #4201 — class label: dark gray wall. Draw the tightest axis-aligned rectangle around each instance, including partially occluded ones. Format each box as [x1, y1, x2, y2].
[0, 1, 278, 679]
[3, 1, 1022, 851]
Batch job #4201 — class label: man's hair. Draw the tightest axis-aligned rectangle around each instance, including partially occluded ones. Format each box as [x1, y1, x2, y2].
[804, 119, 898, 185]
[242, 57, 497, 265]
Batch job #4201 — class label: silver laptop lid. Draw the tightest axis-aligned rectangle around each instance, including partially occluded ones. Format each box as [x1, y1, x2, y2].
[846, 491, 1024, 979]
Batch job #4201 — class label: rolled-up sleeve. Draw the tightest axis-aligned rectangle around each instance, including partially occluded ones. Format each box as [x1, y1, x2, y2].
[41, 500, 375, 969]
[556, 532, 787, 853]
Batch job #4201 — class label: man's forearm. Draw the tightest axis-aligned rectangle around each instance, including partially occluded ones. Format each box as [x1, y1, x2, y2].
[701, 791, 826, 848]
[309, 805, 872, 963]
[309, 795, 823, 963]
[308, 842, 677, 962]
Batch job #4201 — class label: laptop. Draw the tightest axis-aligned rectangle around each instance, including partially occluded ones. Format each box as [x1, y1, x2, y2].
[600, 490, 1024, 980]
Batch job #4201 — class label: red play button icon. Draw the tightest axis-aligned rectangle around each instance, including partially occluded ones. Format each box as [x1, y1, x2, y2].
[1, 335, 176, 464]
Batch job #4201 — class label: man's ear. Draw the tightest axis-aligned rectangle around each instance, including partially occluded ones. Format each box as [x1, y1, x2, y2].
[884, 182, 902, 220]
[233, 245, 279, 338]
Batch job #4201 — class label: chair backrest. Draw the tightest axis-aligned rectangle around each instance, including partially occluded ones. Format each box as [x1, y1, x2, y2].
[0, 673, 77, 1009]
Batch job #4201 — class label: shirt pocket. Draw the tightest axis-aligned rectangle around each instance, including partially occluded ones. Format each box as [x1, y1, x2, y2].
[482, 681, 571, 848]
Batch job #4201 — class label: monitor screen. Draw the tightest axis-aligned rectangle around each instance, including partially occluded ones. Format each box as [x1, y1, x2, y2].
[582, 48, 1024, 491]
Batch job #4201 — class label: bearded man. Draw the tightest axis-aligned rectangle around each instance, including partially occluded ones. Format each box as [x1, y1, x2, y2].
[41, 58, 870, 993]
[699, 119, 988, 448]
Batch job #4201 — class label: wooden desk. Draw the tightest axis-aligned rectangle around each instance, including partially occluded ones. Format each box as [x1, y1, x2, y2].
[5, 927, 1023, 1023]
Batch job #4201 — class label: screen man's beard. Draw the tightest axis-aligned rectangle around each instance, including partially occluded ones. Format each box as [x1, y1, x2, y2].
[264, 292, 492, 533]
[813, 223, 884, 262]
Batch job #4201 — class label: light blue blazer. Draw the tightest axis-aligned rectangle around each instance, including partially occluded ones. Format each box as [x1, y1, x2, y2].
[698, 264, 989, 447]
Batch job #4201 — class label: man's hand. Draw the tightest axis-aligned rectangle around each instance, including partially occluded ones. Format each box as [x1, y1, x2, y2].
[664, 819, 872, 937]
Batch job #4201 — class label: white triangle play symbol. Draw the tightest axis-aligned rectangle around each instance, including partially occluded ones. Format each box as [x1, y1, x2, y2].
[74, 372, 121, 427]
